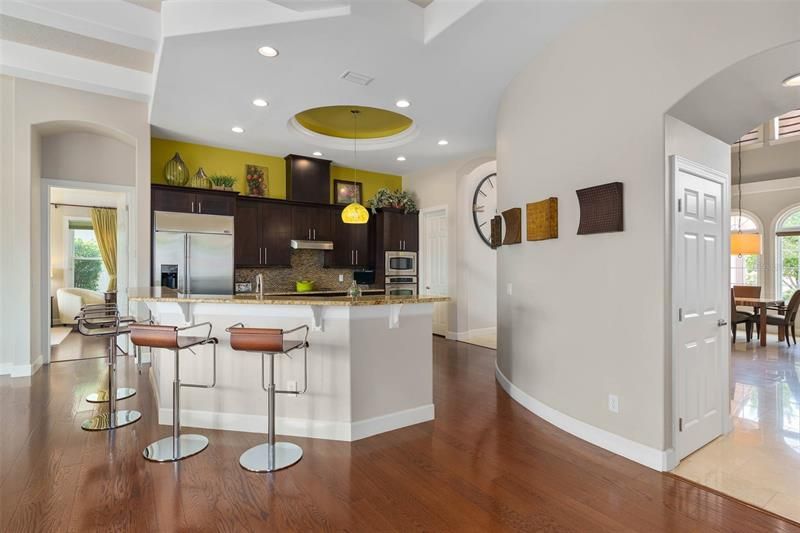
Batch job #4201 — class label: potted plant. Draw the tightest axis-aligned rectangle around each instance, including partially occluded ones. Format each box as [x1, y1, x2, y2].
[209, 175, 236, 191]
[366, 188, 418, 214]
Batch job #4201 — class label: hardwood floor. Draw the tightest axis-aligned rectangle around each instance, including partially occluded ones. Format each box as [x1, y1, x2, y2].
[1, 337, 798, 532]
[50, 330, 110, 362]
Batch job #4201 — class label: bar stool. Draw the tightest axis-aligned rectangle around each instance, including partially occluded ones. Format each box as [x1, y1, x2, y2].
[76, 305, 142, 431]
[130, 322, 218, 462]
[226, 323, 309, 472]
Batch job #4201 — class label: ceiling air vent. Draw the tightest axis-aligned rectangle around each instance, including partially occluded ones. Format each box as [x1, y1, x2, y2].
[340, 71, 374, 86]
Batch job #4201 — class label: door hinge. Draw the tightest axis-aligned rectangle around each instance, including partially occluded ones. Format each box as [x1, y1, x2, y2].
[678, 418, 683, 432]
[678, 308, 683, 321]
[677, 198, 682, 212]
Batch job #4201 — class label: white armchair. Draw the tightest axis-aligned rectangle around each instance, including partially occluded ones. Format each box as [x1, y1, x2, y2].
[56, 288, 104, 325]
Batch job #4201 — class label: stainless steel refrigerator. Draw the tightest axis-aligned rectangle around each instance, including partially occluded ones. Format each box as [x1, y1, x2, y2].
[153, 211, 234, 295]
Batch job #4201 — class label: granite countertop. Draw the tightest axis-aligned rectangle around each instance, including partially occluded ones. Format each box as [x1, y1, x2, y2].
[128, 287, 448, 307]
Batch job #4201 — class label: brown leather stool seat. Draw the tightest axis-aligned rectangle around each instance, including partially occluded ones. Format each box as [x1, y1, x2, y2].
[226, 323, 309, 473]
[129, 322, 218, 462]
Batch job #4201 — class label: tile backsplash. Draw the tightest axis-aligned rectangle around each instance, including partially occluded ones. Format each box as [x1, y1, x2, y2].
[235, 249, 355, 293]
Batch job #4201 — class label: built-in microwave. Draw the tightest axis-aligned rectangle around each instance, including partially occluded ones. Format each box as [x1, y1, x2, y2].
[385, 251, 417, 276]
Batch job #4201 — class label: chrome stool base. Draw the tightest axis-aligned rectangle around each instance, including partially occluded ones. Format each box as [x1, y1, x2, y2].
[81, 409, 142, 431]
[85, 387, 136, 403]
[143, 434, 209, 462]
[239, 442, 303, 473]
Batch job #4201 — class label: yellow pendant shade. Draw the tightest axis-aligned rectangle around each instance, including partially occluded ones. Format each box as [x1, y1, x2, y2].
[731, 233, 761, 255]
[341, 202, 369, 224]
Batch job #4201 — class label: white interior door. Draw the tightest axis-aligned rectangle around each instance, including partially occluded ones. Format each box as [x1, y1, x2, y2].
[422, 208, 448, 336]
[673, 156, 729, 460]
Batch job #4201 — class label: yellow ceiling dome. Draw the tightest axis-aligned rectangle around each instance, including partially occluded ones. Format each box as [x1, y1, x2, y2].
[295, 105, 413, 139]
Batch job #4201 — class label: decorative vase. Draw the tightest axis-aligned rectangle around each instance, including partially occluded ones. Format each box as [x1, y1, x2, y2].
[164, 152, 190, 186]
[191, 167, 209, 189]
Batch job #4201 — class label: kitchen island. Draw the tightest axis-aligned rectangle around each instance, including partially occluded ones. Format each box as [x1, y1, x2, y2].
[129, 288, 448, 441]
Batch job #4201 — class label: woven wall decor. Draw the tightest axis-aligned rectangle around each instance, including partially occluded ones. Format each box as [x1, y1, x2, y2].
[490, 215, 503, 249]
[526, 197, 558, 241]
[576, 182, 623, 235]
[501, 208, 522, 245]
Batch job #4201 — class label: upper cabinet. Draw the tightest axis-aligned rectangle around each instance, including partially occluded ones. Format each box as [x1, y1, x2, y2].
[291, 205, 332, 241]
[235, 199, 291, 267]
[327, 208, 370, 268]
[152, 185, 236, 216]
[379, 210, 419, 252]
[285, 154, 331, 205]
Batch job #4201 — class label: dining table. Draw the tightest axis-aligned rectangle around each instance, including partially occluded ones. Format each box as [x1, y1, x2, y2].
[734, 296, 785, 346]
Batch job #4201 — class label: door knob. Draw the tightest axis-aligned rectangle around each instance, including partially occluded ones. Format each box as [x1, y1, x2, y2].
[717, 319, 728, 327]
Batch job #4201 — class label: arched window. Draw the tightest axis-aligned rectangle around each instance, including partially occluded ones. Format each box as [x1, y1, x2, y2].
[731, 211, 761, 287]
[776, 207, 800, 300]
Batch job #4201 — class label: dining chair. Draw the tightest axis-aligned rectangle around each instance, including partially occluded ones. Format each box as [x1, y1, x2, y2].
[762, 290, 800, 346]
[732, 285, 762, 338]
[731, 288, 755, 343]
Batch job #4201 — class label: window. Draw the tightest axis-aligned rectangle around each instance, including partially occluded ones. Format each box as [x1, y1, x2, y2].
[774, 109, 800, 141]
[731, 213, 761, 286]
[776, 208, 800, 300]
[68, 219, 109, 291]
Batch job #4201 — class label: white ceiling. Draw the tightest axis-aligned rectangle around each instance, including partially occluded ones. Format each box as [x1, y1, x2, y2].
[150, 0, 599, 174]
[669, 41, 800, 144]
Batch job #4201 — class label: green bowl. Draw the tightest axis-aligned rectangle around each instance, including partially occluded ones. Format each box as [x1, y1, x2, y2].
[296, 280, 315, 292]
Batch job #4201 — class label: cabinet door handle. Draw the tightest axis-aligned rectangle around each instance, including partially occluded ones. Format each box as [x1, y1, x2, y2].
[308, 228, 311, 240]
[264, 247, 267, 264]
[191, 201, 195, 213]
[198, 201, 202, 214]
[355, 249, 358, 264]
[351, 250, 354, 265]
[259, 247, 262, 265]
[313, 228, 316, 240]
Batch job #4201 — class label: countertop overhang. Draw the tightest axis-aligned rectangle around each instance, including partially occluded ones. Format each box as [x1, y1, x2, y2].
[129, 287, 448, 307]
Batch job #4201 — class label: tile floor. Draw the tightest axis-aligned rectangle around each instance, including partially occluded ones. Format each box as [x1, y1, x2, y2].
[672, 332, 800, 523]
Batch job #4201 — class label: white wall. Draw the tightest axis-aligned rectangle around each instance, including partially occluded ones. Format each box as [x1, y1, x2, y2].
[42, 132, 136, 185]
[404, 152, 497, 339]
[0, 75, 150, 377]
[495, 1, 800, 468]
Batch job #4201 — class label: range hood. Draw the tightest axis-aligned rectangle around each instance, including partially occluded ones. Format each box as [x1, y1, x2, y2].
[291, 239, 334, 251]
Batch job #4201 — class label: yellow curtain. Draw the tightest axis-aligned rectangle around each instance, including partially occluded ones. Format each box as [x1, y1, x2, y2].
[90, 208, 117, 292]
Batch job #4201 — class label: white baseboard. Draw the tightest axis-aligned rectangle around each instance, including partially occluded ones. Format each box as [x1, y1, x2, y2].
[0, 363, 11, 376]
[447, 326, 497, 341]
[7, 355, 43, 377]
[495, 363, 672, 471]
[157, 403, 435, 442]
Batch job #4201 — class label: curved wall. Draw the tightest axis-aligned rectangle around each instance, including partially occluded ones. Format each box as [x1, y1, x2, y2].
[495, 2, 800, 468]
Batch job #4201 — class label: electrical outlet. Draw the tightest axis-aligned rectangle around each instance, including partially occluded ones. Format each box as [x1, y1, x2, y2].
[506, 283, 513, 296]
[287, 380, 298, 394]
[608, 394, 619, 413]
[338, 274, 344, 282]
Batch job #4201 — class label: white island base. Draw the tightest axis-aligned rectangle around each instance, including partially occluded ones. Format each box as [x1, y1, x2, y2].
[139, 300, 436, 441]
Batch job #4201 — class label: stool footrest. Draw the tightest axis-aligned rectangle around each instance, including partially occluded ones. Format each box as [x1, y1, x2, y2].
[85, 387, 136, 403]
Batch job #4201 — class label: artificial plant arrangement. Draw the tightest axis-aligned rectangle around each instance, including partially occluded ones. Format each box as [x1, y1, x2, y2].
[366, 188, 418, 214]
[209, 175, 237, 191]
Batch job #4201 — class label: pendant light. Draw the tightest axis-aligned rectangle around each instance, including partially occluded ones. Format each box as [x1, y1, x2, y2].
[730, 136, 761, 255]
[341, 109, 370, 224]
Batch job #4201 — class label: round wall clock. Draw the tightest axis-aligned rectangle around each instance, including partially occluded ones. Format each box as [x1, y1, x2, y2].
[472, 173, 498, 247]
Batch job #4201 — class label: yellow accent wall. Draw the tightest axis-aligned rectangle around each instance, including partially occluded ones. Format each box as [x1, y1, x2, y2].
[151, 138, 402, 203]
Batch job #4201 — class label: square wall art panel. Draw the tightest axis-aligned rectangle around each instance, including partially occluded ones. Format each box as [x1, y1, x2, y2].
[576, 182, 623, 235]
[526, 197, 558, 241]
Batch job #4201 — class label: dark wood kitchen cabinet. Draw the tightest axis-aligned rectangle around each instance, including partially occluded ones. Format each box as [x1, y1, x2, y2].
[235, 199, 291, 267]
[380, 210, 418, 252]
[152, 185, 236, 216]
[326, 208, 370, 268]
[291, 205, 332, 241]
[285, 154, 331, 205]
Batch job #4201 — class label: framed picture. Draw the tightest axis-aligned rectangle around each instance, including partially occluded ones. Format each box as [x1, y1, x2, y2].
[245, 164, 268, 197]
[334, 179, 363, 205]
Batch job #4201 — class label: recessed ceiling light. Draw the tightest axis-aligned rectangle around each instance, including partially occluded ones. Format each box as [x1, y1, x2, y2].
[231, 126, 245, 133]
[437, 139, 448, 146]
[783, 73, 800, 87]
[252, 98, 268, 107]
[313, 151, 322, 156]
[396, 99, 411, 108]
[257, 46, 279, 58]
[396, 156, 406, 161]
